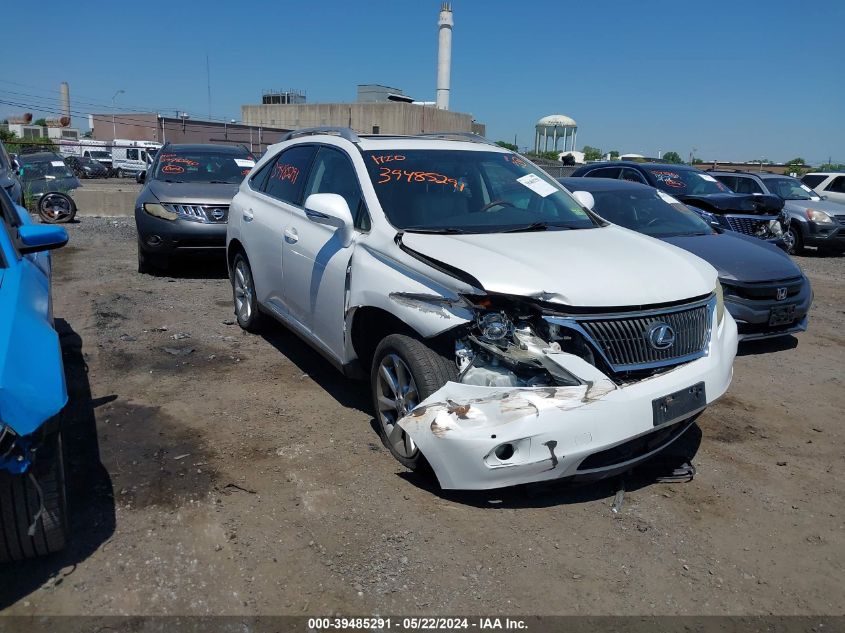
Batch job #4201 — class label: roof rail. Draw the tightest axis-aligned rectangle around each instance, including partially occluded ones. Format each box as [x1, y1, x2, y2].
[414, 131, 498, 146]
[279, 127, 360, 143]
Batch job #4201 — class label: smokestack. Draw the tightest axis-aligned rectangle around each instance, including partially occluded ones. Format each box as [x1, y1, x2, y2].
[60, 82, 70, 120]
[436, 2, 453, 110]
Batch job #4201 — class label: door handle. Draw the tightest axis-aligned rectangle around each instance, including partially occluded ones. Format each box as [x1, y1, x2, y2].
[243, 208, 254, 222]
[283, 227, 298, 243]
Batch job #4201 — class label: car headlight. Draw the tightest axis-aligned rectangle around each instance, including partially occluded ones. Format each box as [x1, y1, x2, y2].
[715, 284, 725, 324]
[806, 209, 834, 224]
[143, 202, 178, 221]
[768, 219, 784, 236]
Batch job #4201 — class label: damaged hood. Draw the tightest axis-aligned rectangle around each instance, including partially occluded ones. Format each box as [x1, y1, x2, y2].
[400, 226, 717, 307]
[677, 193, 783, 215]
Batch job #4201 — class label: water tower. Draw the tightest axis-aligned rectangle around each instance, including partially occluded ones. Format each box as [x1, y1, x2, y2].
[534, 114, 577, 153]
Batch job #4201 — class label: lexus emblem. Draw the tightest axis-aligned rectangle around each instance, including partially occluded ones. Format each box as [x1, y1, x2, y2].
[776, 287, 787, 301]
[647, 322, 676, 350]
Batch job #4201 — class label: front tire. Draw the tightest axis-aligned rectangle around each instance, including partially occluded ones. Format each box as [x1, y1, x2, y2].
[787, 224, 804, 255]
[371, 334, 458, 470]
[38, 192, 77, 224]
[232, 252, 264, 332]
[137, 239, 168, 275]
[0, 431, 68, 562]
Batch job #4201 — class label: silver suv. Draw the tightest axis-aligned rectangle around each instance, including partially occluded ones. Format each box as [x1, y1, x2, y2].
[227, 128, 737, 490]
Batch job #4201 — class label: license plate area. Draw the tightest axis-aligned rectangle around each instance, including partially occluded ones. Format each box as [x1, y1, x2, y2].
[769, 304, 796, 326]
[652, 382, 706, 427]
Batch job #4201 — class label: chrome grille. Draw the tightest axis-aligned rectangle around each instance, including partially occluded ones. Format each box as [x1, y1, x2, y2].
[162, 204, 229, 224]
[547, 298, 714, 372]
[725, 215, 770, 236]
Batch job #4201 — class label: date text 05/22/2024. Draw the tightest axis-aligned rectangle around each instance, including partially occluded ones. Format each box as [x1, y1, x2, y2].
[307, 617, 528, 630]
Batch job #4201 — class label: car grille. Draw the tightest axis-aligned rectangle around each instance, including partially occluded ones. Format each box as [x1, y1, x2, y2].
[722, 277, 804, 301]
[163, 204, 229, 224]
[551, 298, 714, 372]
[725, 215, 773, 236]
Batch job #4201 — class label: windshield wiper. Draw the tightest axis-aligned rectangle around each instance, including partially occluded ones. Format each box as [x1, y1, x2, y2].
[403, 227, 467, 234]
[208, 180, 235, 184]
[162, 179, 185, 183]
[502, 222, 575, 233]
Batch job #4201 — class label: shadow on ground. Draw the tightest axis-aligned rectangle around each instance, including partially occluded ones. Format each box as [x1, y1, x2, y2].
[399, 424, 703, 509]
[157, 255, 229, 281]
[738, 335, 798, 356]
[0, 319, 115, 609]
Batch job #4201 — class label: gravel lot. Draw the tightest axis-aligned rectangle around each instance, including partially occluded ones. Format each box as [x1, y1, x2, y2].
[0, 217, 842, 615]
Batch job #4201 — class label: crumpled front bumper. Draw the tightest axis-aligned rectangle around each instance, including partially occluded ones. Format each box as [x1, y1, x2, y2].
[398, 313, 738, 490]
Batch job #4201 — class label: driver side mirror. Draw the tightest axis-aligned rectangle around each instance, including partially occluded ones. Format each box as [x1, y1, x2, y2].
[571, 190, 595, 211]
[17, 224, 69, 254]
[303, 193, 354, 247]
[136, 170, 146, 184]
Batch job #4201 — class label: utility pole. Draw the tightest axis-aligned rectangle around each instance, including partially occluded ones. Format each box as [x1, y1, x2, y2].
[206, 54, 212, 120]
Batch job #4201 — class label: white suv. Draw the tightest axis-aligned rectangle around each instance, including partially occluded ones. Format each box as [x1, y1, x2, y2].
[801, 172, 845, 206]
[227, 128, 738, 490]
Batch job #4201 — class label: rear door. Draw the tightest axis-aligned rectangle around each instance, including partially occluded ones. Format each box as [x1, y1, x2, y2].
[821, 175, 845, 204]
[241, 144, 317, 316]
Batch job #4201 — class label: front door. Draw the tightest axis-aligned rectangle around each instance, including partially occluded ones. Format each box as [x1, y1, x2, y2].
[282, 146, 365, 360]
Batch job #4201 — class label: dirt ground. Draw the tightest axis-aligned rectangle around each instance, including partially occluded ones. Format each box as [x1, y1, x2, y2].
[1, 217, 842, 616]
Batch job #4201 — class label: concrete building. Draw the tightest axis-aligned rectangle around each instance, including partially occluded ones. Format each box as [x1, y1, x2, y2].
[240, 100, 484, 136]
[89, 113, 290, 154]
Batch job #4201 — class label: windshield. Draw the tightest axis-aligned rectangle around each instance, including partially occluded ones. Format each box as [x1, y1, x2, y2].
[153, 150, 255, 184]
[364, 150, 599, 233]
[763, 177, 819, 200]
[21, 159, 74, 180]
[646, 168, 730, 195]
[588, 188, 714, 237]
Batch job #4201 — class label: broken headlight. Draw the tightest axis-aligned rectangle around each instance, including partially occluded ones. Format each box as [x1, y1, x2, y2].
[457, 309, 580, 388]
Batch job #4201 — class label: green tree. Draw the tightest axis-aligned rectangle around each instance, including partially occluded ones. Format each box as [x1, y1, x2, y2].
[608, 150, 620, 160]
[495, 141, 518, 152]
[662, 151, 683, 164]
[786, 157, 805, 165]
[33, 118, 48, 127]
[819, 163, 845, 171]
[582, 145, 602, 161]
[692, 157, 705, 165]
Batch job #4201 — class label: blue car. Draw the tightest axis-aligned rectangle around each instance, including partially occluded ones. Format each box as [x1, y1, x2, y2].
[0, 186, 69, 561]
[560, 178, 812, 342]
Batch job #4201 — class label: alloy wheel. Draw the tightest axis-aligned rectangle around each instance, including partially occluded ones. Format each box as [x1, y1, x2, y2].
[233, 260, 253, 323]
[375, 353, 420, 459]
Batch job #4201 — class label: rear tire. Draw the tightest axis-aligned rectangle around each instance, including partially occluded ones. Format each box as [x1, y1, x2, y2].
[0, 431, 68, 562]
[116, 168, 124, 178]
[38, 192, 77, 224]
[231, 252, 264, 332]
[371, 334, 458, 471]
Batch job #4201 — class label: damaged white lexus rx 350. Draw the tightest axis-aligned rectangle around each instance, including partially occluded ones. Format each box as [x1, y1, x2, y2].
[226, 129, 738, 490]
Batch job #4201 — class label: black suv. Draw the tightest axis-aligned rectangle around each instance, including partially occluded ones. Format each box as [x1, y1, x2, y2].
[570, 162, 789, 249]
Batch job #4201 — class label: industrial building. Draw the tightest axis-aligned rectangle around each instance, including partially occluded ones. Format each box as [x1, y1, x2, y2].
[88, 113, 290, 154]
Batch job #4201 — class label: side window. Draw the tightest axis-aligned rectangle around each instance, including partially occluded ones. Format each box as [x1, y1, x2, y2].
[714, 175, 736, 191]
[828, 176, 845, 193]
[801, 175, 825, 189]
[126, 148, 139, 161]
[263, 145, 317, 205]
[586, 167, 621, 179]
[249, 158, 276, 192]
[733, 177, 763, 194]
[302, 147, 370, 230]
[619, 168, 646, 184]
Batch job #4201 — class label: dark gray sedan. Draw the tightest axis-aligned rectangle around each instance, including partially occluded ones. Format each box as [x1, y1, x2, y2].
[560, 178, 812, 342]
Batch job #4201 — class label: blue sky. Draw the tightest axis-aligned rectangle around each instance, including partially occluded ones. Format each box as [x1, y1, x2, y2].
[2, 0, 842, 164]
